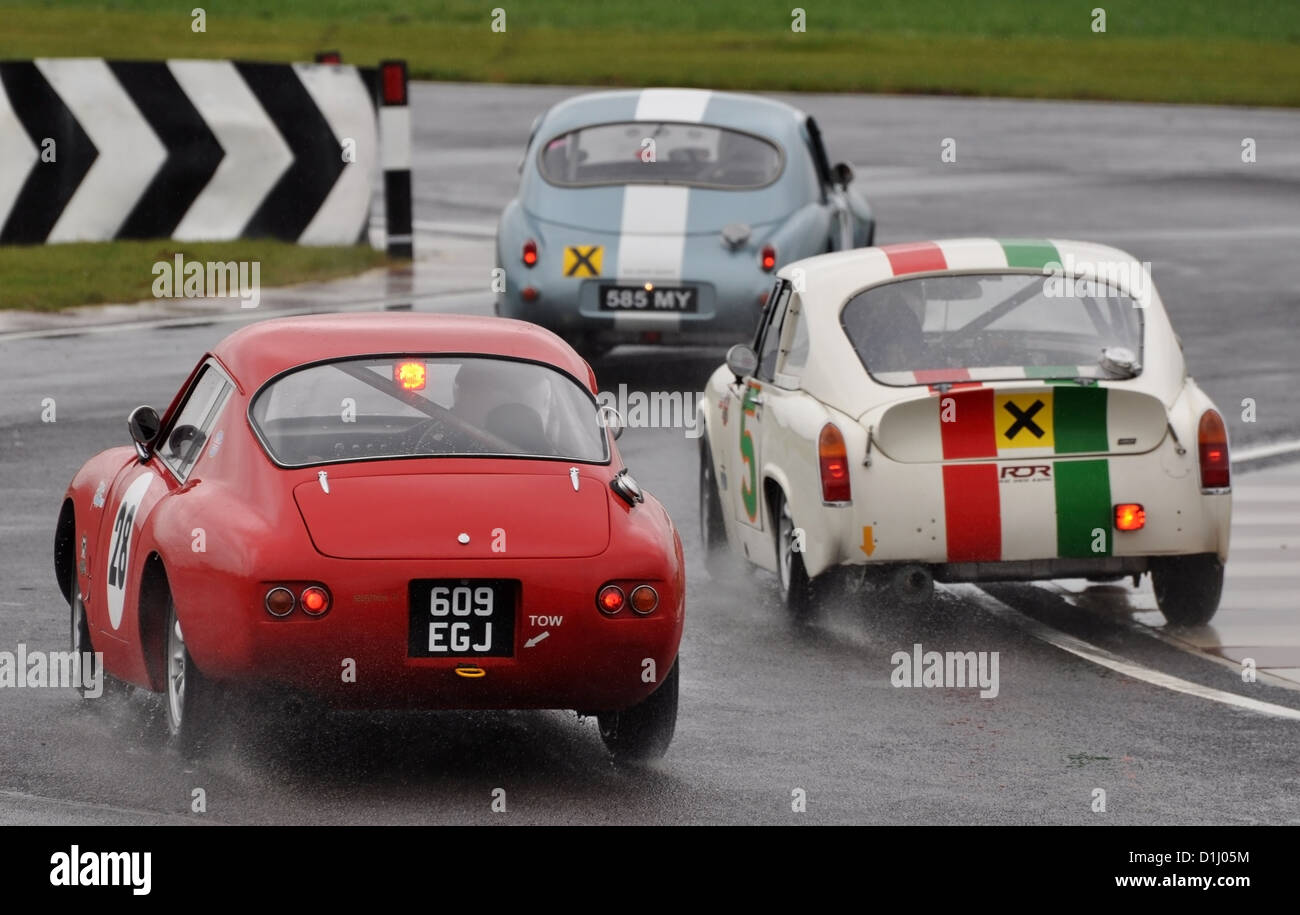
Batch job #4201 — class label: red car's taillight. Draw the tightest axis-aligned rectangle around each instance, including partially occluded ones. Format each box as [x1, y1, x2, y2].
[597, 585, 625, 615]
[818, 423, 851, 503]
[300, 586, 330, 616]
[630, 585, 659, 615]
[265, 587, 295, 617]
[522, 238, 538, 267]
[264, 583, 331, 618]
[1198, 409, 1230, 490]
[597, 583, 660, 616]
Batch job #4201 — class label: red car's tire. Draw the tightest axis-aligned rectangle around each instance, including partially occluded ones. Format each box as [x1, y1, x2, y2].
[68, 565, 96, 701]
[68, 562, 127, 700]
[598, 659, 679, 764]
[164, 595, 222, 756]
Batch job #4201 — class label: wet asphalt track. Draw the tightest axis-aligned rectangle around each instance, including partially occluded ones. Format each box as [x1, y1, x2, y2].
[1, 84, 1299, 824]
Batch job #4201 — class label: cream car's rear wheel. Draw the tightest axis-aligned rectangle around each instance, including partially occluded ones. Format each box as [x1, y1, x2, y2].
[1152, 554, 1223, 626]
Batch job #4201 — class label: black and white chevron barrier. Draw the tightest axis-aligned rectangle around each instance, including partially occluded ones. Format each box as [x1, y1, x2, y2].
[0, 58, 406, 248]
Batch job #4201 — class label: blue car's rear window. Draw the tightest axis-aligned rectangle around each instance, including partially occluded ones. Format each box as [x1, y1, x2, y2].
[538, 122, 783, 189]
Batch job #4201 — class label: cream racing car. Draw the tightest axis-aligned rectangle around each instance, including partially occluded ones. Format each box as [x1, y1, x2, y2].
[697, 238, 1231, 624]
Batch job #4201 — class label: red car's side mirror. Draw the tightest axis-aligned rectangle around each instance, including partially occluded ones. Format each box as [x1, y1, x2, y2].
[127, 405, 161, 461]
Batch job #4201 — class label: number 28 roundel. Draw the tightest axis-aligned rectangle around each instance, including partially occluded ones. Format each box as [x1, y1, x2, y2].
[105, 474, 154, 630]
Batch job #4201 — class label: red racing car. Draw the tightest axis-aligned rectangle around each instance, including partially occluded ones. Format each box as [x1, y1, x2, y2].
[55, 313, 684, 762]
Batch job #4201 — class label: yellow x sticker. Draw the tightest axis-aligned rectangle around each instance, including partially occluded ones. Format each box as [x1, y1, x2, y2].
[563, 245, 602, 277]
[996, 391, 1055, 449]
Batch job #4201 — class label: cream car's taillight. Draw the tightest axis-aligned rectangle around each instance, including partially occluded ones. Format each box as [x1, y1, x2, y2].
[1198, 409, 1230, 491]
[818, 423, 851, 504]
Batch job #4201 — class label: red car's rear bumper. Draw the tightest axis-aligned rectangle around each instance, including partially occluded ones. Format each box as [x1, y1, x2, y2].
[180, 556, 684, 713]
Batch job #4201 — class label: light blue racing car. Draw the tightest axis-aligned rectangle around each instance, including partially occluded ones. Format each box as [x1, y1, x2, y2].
[495, 88, 875, 361]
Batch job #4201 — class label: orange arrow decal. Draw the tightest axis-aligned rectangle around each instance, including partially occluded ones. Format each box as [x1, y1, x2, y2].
[860, 525, 876, 556]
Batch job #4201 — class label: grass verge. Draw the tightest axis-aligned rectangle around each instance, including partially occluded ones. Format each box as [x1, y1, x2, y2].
[0, 240, 387, 311]
[0, 1, 1298, 105]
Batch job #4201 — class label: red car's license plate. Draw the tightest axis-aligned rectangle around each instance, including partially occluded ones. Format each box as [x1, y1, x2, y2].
[407, 579, 517, 657]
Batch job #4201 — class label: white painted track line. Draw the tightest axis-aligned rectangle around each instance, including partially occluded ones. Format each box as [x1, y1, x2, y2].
[1032, 580, 1300, 693]
[1235, 439, 1300, 465]
[949, 583, 1300, 721]
[0, 788, 211, 825]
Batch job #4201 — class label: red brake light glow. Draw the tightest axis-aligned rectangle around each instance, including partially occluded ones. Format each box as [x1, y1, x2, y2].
[597, 585, 625, 615]
[1114, 503, 1146, 531]
[522, 239, 538, 267]
[394, 361, 426, 391]
[818, 423, 851, 503]
[300, 586, 330, 616]
[760, 244, 777, 272]
[1197, 409, 1230, 490]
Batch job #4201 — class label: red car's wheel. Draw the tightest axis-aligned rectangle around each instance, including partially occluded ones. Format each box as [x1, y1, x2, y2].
[68, 566, 96, 700]
[165, 595, 221, 755]
[598, 659, 679, 764]
[68, 561, 127, 700]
